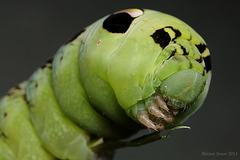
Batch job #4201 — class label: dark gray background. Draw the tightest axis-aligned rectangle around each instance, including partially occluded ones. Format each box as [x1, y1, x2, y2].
[0, 0, 239, 160]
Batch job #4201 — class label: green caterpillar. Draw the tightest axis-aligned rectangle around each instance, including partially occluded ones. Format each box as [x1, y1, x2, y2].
[0, 9, 212, 160]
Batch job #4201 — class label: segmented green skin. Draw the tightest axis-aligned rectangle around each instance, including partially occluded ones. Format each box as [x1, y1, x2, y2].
[0, 9, 211, 160]
[0, 82, 55, 160]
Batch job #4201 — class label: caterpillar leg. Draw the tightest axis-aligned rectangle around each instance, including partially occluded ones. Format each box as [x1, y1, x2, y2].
[127, 68, 206, 131]
[137, 110, 158, 130]
[136, 94, 177, 131]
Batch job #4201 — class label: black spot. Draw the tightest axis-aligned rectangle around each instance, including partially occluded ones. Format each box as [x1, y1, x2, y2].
[185, 56, 193, 69]
[165, 26, 182, 40]
[189, 33, 192, 41]
[180, 45, 187, 55]
[151, 28, 171, 49]
[35, 83, 38, 88]
[170, 49, 176, 57]
[4, 112, 7, 118]
[202, 70, 206, 76]
[60, 55, 63, 62]
[203, 56, 212, 72]
[46, 57, 53, 64]
[22, 89, 31, 107]
[103, 12, 135, 33]
[195, 43, 207, 53]
[196, 56, 203, 63]
[65, 29, 86, 44]
[166, 49, 176, 60]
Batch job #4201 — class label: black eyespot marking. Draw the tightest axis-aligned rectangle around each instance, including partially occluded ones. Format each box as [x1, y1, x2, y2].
[103, 13, 135, 33]
[203, 56, 212, 72]
[151, 26, 182, 49]
[151, 28, 171, 49]
[65, 29, 86, 44]
[195, 43, 207, 53]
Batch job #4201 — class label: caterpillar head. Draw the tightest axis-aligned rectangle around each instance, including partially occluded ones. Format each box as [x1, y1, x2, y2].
[78, 8, 212, 131]
[126, 59, 210, 131]
[102, 9, 211, 130]
[159, 69, 205, 110]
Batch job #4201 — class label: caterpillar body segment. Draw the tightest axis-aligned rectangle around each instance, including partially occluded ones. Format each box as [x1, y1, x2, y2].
[0, 138, 16, 160]
[26, 66, 95, 160]
[52, 34, 138, 135]
[0, 82, 55, 160]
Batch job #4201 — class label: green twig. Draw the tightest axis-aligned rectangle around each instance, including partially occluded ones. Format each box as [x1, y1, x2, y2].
[92, 126, 190, 152]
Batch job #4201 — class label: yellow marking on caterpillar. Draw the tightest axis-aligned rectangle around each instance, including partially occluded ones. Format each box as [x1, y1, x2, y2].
[202, 48, 210, 58]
